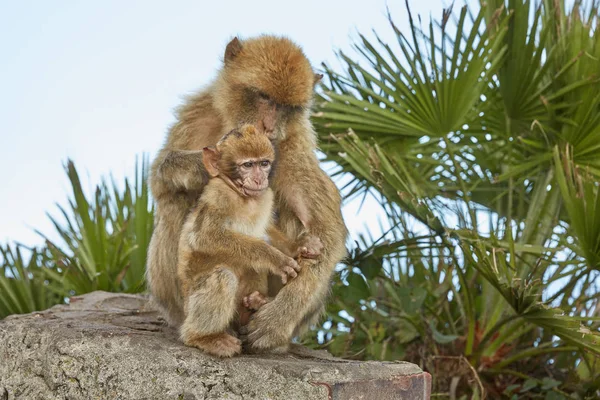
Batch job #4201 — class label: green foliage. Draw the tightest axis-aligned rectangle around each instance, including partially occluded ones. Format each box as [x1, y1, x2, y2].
[0, 246, 63, 318]
[311, 0, 600, 397]
[0, 157, 153, 318]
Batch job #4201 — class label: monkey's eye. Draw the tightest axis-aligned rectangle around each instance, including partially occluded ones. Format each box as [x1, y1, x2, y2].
[257, 91, 271, 101]
[285, 104, 304, 114]
[260, 160, 271, 167]
[242, 162, 253, 168]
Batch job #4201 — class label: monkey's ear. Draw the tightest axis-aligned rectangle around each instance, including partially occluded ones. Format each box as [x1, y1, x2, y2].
[202, 146, 220, 177]
[224, 37, 243, 64]
[313, 73, 324, 86]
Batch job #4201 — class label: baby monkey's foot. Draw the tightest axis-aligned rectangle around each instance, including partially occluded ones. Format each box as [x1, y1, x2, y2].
[296, 235, 324, 260]
[243, 291, 269, 311]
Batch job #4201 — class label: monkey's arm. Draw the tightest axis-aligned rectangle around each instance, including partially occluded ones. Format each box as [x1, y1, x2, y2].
[189, 226, 300, 283]
[150, 149, 208, 198]
[266, 225, 295, 256]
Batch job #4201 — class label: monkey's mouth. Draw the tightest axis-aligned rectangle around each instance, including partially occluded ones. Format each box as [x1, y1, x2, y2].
[242, 187, 267, 197]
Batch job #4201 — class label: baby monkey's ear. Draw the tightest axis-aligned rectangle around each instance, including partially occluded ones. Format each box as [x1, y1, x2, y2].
[202, 146, 220, 177]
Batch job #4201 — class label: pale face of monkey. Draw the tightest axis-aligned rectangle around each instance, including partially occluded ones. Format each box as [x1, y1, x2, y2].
[236, 158, 272, 196]
[203, 125, 276, 198]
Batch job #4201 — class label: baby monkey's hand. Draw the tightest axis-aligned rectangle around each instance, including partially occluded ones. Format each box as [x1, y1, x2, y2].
[275, 256, 301, 284]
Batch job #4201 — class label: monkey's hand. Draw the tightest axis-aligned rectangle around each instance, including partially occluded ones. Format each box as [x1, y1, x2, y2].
[279, 257, 301, 284]
[296, 235, 323, 260]
[257, 105, 277, 141]
[273, 256, 301, 285]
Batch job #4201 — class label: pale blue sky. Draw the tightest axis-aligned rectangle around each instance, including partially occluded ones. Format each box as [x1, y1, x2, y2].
[0, 0, 445, 246]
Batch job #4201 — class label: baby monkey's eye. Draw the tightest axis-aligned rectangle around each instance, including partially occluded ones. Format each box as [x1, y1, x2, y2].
[242, 162, 253, 168]
[260, 160, 271, 167]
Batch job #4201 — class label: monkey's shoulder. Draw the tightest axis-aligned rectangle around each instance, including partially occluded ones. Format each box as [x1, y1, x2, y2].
[198, 179, 236, 207]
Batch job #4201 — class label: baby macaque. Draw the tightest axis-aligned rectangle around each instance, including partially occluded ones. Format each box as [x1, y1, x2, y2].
[177, 124, 321, 357]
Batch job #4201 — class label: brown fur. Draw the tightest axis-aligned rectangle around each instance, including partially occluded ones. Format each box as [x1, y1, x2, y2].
[147, 35, 348, 351]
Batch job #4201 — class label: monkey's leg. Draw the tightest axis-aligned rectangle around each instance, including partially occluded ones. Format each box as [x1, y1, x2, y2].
[244, 257, 334, 352]
[180, 268, 242, 358]
[147, 204, 189, 327]
[292, 300, 326, 337]
[235, 271, 268, 328]
[266, 225, 296, 257]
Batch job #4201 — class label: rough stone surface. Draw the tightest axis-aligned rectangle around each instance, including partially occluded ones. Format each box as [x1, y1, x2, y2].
[0, 291, 431, 399]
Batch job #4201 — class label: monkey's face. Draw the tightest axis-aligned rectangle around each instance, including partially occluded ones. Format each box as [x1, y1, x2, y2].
[206, 125, 276, 198]
[234, 158, 272, 197]
[235, 89, 306, 139]
[216, 36, 320, 138]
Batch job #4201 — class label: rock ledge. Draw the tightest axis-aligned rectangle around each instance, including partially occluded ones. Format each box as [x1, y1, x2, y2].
[0, 291, 431, 399]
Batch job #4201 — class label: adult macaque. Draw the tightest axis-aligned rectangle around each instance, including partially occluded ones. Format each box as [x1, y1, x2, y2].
[178, 125, 315, 357]
[147, 35, 347, 351]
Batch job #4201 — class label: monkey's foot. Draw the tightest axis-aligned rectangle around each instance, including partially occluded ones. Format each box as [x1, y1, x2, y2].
[248, 332, 290, 352]
[243, 291, 269, 311]
[184, 332, 242, 358]
[241, 302, 292, 351]
[239, 322, 289, 354]
[242, 341, 289, 354]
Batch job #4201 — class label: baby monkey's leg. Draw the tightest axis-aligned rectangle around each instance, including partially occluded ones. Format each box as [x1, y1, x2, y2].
[236, 271, 269, 327]
[180, 268, 242, 358]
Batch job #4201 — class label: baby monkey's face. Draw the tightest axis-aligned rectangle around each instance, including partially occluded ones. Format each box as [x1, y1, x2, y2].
[204, 124, 276, 198]
[236, 157, 272, 197]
